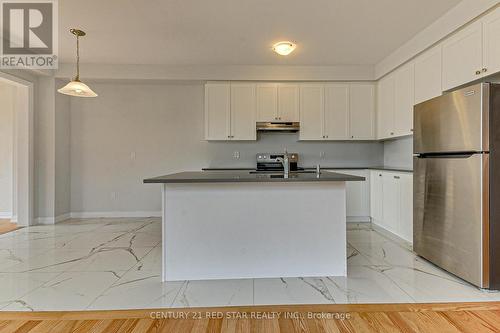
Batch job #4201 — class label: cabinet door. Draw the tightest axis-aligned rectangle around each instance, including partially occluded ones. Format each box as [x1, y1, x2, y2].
[377, 74, 395, 139]
[205, 83, 230, 140]
[256, 84, 278, 122]
[278, 84, 299, 122]
[382, 173, 400, 235]
[483, 7, 500, 77]
[414, 45, 443, 105]
[370, 171, 384, 224]
[299, 85, 324, 140]
[399, 174, 413, 242]
[324, 84, 349, 140]
[394, 63, 415, 136]
[337, 170, 370, 219]
[230, 83, 256, 140]
[442, 21, 483, 91]
[350, 83, 375, 140]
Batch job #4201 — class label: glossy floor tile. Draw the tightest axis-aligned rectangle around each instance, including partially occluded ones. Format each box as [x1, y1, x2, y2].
[0, 218, 499, 311]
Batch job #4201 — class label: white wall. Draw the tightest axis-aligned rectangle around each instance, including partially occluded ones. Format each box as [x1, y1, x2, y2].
[55, 83, 71, 218]
[70, 82, 383, 215]
[383, 136, 413, 169]
[34, 77, 72, 222]
[0, 82, 15, 217]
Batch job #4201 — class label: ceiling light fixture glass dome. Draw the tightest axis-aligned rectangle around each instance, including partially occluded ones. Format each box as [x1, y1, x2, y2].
[58, 29, 98, 97]
[272, 41, 297, 56]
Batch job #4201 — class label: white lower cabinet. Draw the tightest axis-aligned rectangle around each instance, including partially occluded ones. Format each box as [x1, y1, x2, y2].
[334, 170, 370, 221]
[399, 174, 413, 241]
[382, 173, 399, 234]
[369, 170, 413, 243]
[369, 171, 384, 225]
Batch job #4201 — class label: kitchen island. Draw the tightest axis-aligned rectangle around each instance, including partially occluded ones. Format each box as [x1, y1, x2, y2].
[144, 171, 364, 281]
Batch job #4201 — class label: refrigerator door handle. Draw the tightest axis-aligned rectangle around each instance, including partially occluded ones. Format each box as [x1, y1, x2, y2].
[416, 152, 479, 159]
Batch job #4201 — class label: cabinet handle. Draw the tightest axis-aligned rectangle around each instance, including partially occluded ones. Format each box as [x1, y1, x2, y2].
[410, 129, 413, 132]
[482, 68, 488, 73]
[390, 132, 394, 135]
[379, 174, 382, 177]
[476, 70, 481, 75]
[394, 176, 400, 179]
[351, 136, 354, 139]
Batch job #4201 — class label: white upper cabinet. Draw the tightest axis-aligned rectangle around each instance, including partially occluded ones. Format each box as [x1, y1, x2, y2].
[257, 83, 299, 122]
[230, 83, 256, 140]
[205, 82, 256, 141]
[256, 84, 278, 122]
[278, 84, 299, 122]
[205, 82, 230, 140]
[206, 81, 376, 141]
[377, 73, 395, 140]
[377, 63, 414, 139]
[442, 20, 483, 91]
[349, 83, 375, 140]
[394, 62, 415, 136]
[299, 84, 324, 140]
[324, 84, 349, 140]
[414, 45, 443, 105]
[483, 7, 500, 78]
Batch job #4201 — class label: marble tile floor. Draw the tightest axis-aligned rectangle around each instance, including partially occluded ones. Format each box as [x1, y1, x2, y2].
[0, 218, 498, 311]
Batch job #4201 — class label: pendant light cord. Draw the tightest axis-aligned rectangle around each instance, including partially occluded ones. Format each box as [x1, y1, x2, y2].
[75, 34, 80, 81]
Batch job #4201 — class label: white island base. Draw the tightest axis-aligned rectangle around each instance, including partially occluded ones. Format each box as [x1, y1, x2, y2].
[161, 182, 347, 281]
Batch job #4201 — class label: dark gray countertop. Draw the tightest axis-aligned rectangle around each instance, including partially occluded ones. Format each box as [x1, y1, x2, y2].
[202, 166, 413, 173]
[144, 171, 365, 184]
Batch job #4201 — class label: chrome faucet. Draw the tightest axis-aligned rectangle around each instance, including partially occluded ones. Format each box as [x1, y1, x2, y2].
[276, 150, 290, 178]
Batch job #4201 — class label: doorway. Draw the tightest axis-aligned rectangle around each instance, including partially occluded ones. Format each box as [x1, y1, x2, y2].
[0, 81, 17, 233]
[0, 72, 34, 228]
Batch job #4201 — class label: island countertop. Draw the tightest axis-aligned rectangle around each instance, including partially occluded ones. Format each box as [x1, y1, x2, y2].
[144, 171, 365, 184]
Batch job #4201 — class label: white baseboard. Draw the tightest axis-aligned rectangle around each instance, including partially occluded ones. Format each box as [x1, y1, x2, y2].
[34, 211, 161, 225]
[347, 216, 371, 223]
[56, 213, 71, 223]
[10, 215, 17, 223]
[70, 211, 162, 219]
[36, 213, 71, 225]
[0, 212, 12, 219]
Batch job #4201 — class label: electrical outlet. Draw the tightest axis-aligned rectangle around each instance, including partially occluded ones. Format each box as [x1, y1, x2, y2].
[319, 151, 326, 158]
[233, 151, 240, 159]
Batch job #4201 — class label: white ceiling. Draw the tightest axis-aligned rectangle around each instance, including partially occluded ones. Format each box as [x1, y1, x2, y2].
[58, 0, 461, 66]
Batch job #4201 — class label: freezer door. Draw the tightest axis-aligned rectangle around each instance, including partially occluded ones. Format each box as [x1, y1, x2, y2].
[413, 83, 489, 154]
[413, 153, 489, 287]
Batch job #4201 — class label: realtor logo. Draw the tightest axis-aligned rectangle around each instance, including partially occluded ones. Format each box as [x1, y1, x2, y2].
[0, 0, 58, 68]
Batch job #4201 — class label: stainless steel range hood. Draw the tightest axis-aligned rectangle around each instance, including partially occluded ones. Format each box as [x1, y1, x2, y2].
[256, 122, 300, 132]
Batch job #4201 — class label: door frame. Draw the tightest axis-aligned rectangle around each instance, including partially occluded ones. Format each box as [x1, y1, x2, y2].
[0, 72, 34, 227]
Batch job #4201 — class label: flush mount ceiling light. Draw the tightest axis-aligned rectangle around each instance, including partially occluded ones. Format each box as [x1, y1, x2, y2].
[58, 29, 98, 97]
[272, 41, 296, 56]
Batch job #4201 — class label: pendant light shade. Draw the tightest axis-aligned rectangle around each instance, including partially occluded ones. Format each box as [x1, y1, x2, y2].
[58, 28, 98, 98]
[58, 80, 98, 97]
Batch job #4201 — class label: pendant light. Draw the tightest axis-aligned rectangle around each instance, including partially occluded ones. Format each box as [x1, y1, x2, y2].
[58, 29, 98, 97]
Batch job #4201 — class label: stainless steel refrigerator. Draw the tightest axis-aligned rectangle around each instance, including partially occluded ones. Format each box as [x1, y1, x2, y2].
[414, 82, 500, 290]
